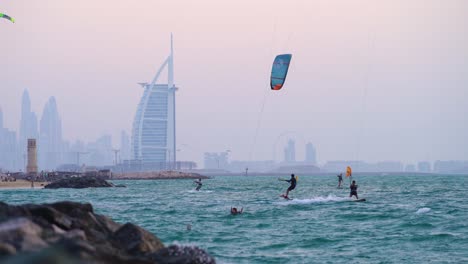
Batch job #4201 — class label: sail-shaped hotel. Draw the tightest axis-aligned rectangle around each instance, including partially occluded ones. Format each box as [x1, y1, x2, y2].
[131, 36, 177, 167]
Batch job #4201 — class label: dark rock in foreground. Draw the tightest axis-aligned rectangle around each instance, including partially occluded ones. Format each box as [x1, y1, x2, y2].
[0, 201, 215, 264]
[44, 176, 114, 189]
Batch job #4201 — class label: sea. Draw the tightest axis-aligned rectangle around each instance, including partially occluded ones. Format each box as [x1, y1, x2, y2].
[1, 174, 467, 263]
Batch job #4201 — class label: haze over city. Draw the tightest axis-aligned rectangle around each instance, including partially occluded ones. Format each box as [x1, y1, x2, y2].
[1, 2, 468, 263]
[1, 0, 467, 166]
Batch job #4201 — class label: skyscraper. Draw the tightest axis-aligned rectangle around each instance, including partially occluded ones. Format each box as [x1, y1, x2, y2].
[284, 139, 296, 163]
[417, 161, 431, 172]
[131, 36, 177, 165]
[305, 143, 317, 165]
[19, 90, 38, 159]
[0, 107, 19, 171]
[87, 135, 113, 166]
[120, 130, 131, 161]
[0, 106, 3, 129]
[39, 97, 63, 170]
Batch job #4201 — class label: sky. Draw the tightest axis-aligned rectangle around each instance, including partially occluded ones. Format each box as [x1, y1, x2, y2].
[1, 0, 467, 165]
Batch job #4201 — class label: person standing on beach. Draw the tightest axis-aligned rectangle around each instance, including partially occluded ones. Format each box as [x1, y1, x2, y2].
[350, 180, 359, 199]
[337, 173, 343, 188]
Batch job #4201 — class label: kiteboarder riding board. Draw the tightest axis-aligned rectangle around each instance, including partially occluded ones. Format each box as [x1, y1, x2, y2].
[279, 174, 297, 200]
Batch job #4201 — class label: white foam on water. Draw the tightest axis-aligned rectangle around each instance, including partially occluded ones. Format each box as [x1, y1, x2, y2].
[187, 190, 214, 193]
[279, 194, 349, 205]
[416, 207, 431, 214]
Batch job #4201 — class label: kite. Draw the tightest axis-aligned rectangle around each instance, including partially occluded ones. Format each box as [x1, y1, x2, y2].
[270, 54, 292, 90]
[0, 13, 15, 23]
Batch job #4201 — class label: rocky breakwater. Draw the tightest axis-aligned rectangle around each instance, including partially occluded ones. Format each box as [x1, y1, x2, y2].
[44, 176, 124, 189]
[0, 201, 215, 264]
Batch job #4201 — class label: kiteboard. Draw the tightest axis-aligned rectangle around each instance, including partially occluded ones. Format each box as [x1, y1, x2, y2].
[352, 198, 366, 202]
[280, 194, 292, 200]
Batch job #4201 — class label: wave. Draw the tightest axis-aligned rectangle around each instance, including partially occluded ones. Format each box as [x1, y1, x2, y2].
[186, 190, 214, 193]
[416, 207, 431, 214]
[279, 194, 349, 205]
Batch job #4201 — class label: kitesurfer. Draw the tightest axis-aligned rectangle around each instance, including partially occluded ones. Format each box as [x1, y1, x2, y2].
[350, 180, 359, 199]
[194, 178, 202, 191]
[230, 207, 243, 215]
[282, 174, 297, 198]
[337, 173, 343, 188]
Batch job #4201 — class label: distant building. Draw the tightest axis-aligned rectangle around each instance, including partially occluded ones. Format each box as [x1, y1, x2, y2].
[19, 90, 38, 161]
[305, 143, 317, 165]
[434, 160, 468, 174]
[120, 130, 131, 161]
[39, 97, 63, 170]
[63, 140, 87, 166]
[273, 165, 320, 174]
[26, 139, 38, 174]
[405, 164, 416, 172]
[131, 36, 176, 165]
[228, 160, 275, 173]
[376, 161, 404, 172]
[0, 107, 19, 171]
[87, 135, 113, 166]
[417, 161, 431, 173]
[323, 160, 378, 173]
[284, 139, 296, 163]
[204, 152, 229, 170]
[323, 160, 408, 173]
[116, 160, 197, 172]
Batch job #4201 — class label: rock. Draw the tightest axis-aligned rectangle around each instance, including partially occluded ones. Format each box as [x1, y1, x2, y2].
[0, 243, 16, 256]
[44, 176, 114, 189]
[150, 245, 216, 264]
[0, 201, 215, 263]
[113, 223, 164, 255]
[48, 201, 94, 215]
[25, 205, 73, 230]
[0, 218, 48, 253]
[94, 214, 121, 233]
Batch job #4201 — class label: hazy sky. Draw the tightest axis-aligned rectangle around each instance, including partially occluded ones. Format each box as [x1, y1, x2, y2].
[1, 0, 467, 165]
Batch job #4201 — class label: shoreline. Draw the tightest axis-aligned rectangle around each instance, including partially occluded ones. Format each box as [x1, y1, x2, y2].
[0, 180, 48, 189]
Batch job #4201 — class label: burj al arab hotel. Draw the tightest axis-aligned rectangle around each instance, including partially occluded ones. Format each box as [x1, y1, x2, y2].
[131, 36, 177, 167]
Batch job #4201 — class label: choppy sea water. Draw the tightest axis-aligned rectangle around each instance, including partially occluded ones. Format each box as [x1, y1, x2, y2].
[1, 174, 468, 263]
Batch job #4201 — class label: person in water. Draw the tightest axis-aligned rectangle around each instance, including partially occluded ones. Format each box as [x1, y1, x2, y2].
[337, 173, 343, 188]
[194, 178, 202, 191]
[230, 207, 243, 215]
[283, 174, 297, 198]
[350, 180, 358, 199]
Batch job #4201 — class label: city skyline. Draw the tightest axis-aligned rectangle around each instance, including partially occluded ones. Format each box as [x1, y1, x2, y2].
[0, 89, 467, 171]
[1, 0, 467, 166]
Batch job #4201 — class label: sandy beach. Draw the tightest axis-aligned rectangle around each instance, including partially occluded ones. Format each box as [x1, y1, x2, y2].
[0, 180, 48, 189]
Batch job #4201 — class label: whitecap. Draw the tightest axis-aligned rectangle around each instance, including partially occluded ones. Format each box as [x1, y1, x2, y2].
[416, 207, 431, 214]
[186, 190, 213, 193]
[279, 194, 349, 205]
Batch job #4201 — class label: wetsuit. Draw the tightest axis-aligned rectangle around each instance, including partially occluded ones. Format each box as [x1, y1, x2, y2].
[194, 180, 202, 191]
[350, 184, 358, 197]
[286, 177, 297, 191]
[337, 175, 343, 183]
